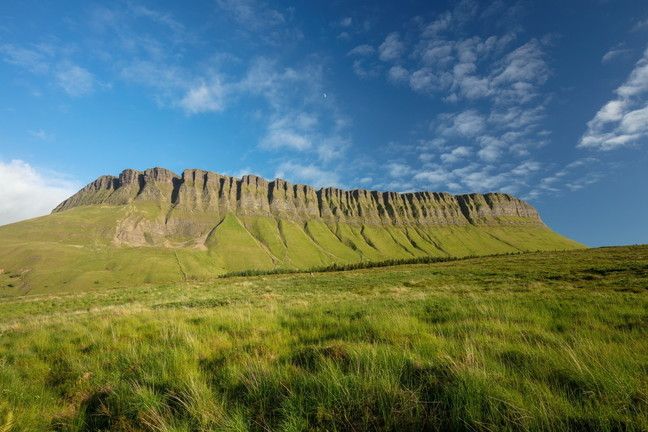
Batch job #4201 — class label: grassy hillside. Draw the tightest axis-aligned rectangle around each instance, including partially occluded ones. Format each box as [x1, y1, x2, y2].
[0, 204, 582, 294]
[0, 246, 646, 431]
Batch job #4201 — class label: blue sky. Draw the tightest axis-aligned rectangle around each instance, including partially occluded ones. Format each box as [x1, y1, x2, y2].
[0, 0, 647, 246]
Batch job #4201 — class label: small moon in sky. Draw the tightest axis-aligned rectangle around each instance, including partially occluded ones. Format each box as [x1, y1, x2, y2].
[322, 93, 327, 99]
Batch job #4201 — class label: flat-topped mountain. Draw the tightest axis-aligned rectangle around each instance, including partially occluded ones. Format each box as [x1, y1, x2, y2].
[0, 167, 582, 294]
[56, 168, 541, 225]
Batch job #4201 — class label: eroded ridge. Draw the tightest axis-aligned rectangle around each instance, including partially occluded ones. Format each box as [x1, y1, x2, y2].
[54, 167, 541, 227]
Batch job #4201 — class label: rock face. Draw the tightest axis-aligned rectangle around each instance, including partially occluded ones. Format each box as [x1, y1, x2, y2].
[54, 167, 541, 227]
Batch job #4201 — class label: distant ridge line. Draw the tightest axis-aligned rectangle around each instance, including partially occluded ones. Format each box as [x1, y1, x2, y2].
[53, 167, 543, 228]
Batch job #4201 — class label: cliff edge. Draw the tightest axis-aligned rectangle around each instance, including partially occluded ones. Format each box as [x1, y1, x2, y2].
[54, 167, 541, 227]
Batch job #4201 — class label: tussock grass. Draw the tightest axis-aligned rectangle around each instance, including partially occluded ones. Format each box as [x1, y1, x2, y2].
[0, 246, 646, 431]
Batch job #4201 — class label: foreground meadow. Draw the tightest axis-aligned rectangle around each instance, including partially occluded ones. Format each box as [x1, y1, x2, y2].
[0, 246, 646, 431]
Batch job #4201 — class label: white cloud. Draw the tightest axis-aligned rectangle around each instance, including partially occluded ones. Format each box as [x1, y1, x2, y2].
[379, 32, 405, 62]
[260, 113, 315, 150]
[461, 169, 507, 191]
[55, 63, 95, 97]
[388, 65, 408, 82]
[0, 160, 80, 226]
[421, 0, 477, 37]
[128, 3, 185, 35]
[241, 58, 351, 162]
[1, 44, 99, 98]
[580, 47, 648, 150]
[632, 18, 648, 32]
[348, 45, 380, 78]
[421, 42, 454, 66]
[602, 46, 632, 64]
[120, 60, 189, 91]
[317, 136, 349, 162]
[227, 166, 263, 179]
[351, 59, 374, 78]
[477, 140, 502, 162]
[261, 129, 311, 151]
[422, 12, 452, 37]
[339, 17, 352, 28]
[387, 162, 411, 177]
[389, 30, 545, 107]
[510, 160, 541, 176]
[437, 110, 485, 137]
[489, 39, 549, 103]
[216, 0, 285, 30]
[179, 80, 225, 114]
[440, 146, 471, 163]
[414, 168, 451, 185]
[274, 161, 341, 188]
[0, 43, 50, 74]
[350, 2, 555, 198]
[492, 40, 548, 85]
[409, 68, 445, 93]
[347, 44, 375, 57]
[524, 158, 601, 200]
[214, 0, 301, 45]
[239, 57, 308, 100]
[418, 153, 435, 163]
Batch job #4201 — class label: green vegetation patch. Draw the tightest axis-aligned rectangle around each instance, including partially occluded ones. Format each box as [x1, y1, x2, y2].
[0, 205, 582, 294]
[0, 246, 646, 431]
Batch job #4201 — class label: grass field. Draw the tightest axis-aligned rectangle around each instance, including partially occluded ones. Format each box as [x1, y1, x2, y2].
[0, 205, 582, 295]
[0, 245, 646, 430]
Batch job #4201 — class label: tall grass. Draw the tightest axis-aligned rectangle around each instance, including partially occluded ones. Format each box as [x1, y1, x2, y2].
[0, 246, 646, 431]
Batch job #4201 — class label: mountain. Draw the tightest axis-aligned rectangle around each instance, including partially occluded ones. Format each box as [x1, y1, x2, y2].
[0, 167, 582, 294]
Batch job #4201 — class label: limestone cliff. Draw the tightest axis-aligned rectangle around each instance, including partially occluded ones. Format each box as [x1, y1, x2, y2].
[54, 167, 541, 227]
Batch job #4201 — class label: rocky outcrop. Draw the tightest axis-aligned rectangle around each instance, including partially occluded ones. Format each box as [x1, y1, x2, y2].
[53, 167, 542, 227]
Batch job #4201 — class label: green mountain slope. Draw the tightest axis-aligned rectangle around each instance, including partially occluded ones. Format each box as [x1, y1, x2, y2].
[0, 168, 583, 294]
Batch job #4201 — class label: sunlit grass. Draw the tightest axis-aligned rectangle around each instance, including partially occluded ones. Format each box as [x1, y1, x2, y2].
[0, 246, 646, 431]
[0, 205, 582, 296]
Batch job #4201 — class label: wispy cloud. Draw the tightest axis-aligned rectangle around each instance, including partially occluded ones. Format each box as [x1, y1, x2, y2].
[632, 18, 648, 32]
[440, 146, 471, 164]
[378, 32, 405, 62]
[436, 110, 485, 138]
[214, 0, 302, 45]
[602, 45, 632, 64]
[387, 162, 411, 178]
[84, 4, 351, 171]
[240, 57, 351, 167]
[127, 2, 186, 35]
[349, 1, 559, 198]
[580, 46, 648, 150]
[339, 17, 353, 28]
[274, 161, 342, 188]
[178, 80, 226, 114]
[29, 129, 51, 140]
[260, 113, 315, 151]
[216, 0, 285, 30]
[524, 158, 602, 200]
[388, 65, 408, 83]
[347, 44, 374, 56]
[0, 43, 98, 98]
[55, 63, 96, 97]
[410, 158, 541, 195]
[0, 43, 51, 74]
[347, 44, 381, 78]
